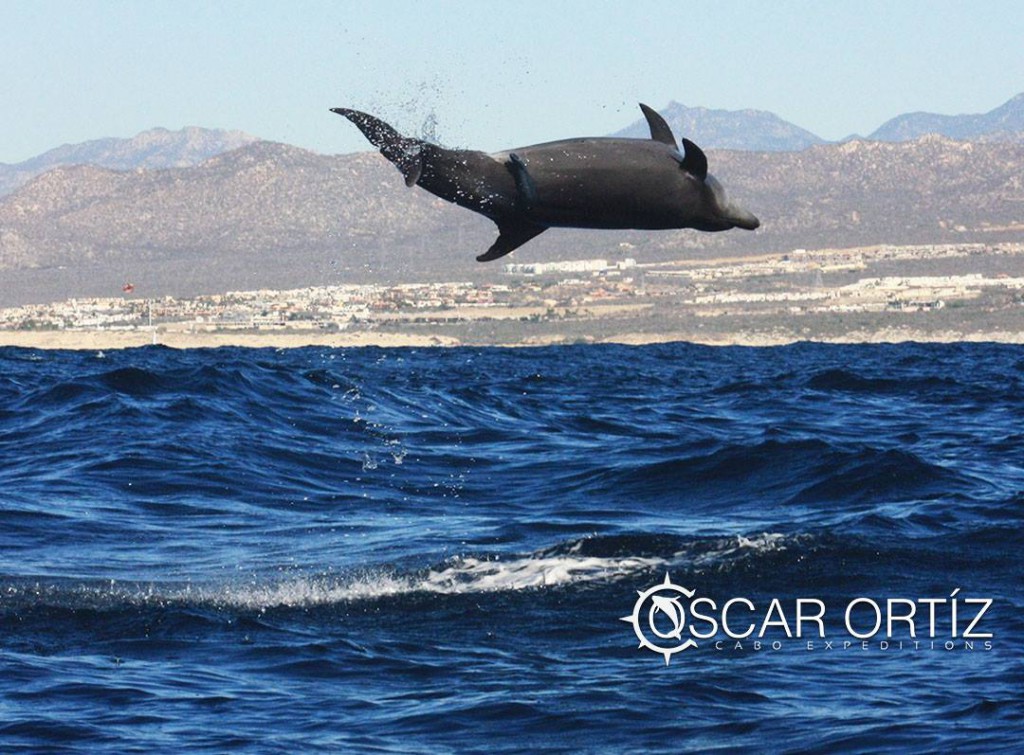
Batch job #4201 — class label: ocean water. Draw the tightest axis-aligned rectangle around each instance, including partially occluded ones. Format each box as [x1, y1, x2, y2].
[0, 341, 1021, 753]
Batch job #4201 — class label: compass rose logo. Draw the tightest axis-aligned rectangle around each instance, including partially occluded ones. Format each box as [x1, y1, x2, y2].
[620, 573, 696, 664]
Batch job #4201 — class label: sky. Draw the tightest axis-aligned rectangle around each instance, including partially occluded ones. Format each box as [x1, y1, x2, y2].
[2, 0, 1023, 163]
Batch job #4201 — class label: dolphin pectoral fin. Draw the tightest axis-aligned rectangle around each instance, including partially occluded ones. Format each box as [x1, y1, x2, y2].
[680, 138, 708, 181]
[640, 103, 677, 146]
[506, 153, 538, 208]
[476, 219, 547, 262]
[398, 147, 423, 187]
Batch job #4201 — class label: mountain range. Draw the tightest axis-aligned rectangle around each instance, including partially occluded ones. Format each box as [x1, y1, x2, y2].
[1, 95, 1023, 306]
[612, 102, 827, 151]
[0, 127, 258, 197]
[870, 92, 1024, 142]
[614, 93, 1024, 151]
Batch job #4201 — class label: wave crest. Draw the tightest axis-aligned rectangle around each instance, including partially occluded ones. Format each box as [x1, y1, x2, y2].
[0, 532, 800, 613]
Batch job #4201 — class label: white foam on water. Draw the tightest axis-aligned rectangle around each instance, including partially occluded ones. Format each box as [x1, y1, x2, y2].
[180, 552, 666, 611]
[185, 531, 796, 610]
[3, 533, 798, 612]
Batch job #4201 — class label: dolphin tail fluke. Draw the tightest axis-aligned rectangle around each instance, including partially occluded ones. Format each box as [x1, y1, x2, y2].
[331, 108, 423, 187]
[477, 219, 547, 262]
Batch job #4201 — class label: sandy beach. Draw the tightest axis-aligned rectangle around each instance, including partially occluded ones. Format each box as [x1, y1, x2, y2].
[0, 330, 460, 350]
[2, 327, 1023, 351]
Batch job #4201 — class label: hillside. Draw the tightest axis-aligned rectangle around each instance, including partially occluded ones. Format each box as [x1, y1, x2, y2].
[1, 135, 1023, 306]
[870, 93, 1024, 142]
[612, 101, 826, 151]
[614, 93, 1024, 150]
[0, 127, 259, 197]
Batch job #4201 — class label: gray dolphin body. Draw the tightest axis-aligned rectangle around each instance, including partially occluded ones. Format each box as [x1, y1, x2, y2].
[331, 104, 759, 262]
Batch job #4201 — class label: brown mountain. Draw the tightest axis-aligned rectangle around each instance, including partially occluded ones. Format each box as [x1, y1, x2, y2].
[612, 101, 826, 151]
[869, 93, 1024, 142]
[0, 127, 258, 198]
[1, 135, 1023, 306]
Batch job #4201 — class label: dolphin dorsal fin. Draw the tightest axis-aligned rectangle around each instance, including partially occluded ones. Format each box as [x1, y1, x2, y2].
[680, 138, 708, 181]
[639, 103, 676, 146]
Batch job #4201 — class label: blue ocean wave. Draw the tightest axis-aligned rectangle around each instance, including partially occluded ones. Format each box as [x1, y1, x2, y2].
[1, 342, 1022, 752]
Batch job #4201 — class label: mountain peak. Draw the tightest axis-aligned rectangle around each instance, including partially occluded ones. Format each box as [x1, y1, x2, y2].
[869, 92, 1024, 142]
[0, 127, 260, 196]
[612, 102, 826, 152]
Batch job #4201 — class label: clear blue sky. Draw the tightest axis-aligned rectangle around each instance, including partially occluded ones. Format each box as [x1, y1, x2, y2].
[2, 0, 1022, 163]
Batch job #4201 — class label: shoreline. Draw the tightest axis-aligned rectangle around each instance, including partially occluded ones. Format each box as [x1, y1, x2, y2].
[2, 328, 1023, 351]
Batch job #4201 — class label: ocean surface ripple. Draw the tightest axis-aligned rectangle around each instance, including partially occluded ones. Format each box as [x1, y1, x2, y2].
[1, 342, 1021, 752]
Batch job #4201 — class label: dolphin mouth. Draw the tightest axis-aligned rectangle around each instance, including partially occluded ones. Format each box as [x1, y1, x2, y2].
[731, 211, 760, 231]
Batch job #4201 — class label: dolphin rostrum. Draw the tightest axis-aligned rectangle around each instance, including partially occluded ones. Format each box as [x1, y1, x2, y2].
[331, 104, 759, 262]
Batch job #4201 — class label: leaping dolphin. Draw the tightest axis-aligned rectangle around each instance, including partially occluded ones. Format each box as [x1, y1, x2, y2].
[331, 104, 759, 262]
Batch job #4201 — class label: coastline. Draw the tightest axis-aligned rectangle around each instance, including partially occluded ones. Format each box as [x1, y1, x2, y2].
[6, 242, 1023, 352]
[2, 327, 1023, 351]
[0, 330, 459, 351]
